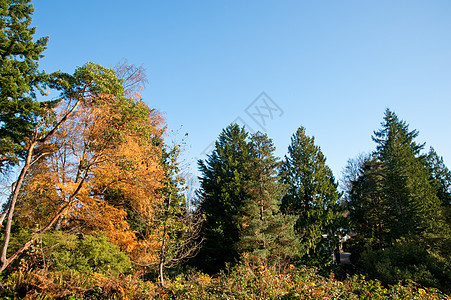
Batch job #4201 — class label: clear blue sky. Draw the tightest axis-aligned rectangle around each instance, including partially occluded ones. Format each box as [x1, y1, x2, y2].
[32, 1, 451, 182]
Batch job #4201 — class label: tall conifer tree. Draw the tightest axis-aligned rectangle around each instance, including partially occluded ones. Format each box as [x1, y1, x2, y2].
[280, 126, 341, 268]
[236, 132, 298, 266]
[196, 124, 251, 273]
[347, 109, 451, 291]
[0, 0, 50, 171]
[372, 109, 444, 241]
[425, 147, 451, 226]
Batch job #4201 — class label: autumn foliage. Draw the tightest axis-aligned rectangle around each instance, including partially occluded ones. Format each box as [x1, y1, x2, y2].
[14, 63, 168, 267]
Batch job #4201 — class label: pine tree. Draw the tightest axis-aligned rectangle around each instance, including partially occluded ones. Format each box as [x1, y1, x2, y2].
[196, 124, 251, 273]
[236, 132, 298, 266]
[280, 126, 341, 268]
[0, 0, 50, 171]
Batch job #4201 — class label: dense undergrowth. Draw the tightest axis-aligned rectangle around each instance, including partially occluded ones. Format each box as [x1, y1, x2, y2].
[0, 259, 449, 299]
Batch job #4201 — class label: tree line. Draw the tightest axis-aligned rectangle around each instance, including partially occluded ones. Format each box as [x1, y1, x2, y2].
[0, 0, 449, 295]
[193, 112, 450, 293]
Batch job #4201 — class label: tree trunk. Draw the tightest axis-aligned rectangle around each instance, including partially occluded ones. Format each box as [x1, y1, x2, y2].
[159, 256, 165, 288]
[0, 141, 36, 270]
[0, 97, 83, 272]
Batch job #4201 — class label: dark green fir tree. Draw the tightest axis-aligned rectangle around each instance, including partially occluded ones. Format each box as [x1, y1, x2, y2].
[195, 124, 251, 273]
[347, 156, 389, 250]
[372, 109, 444, 241]
[425, 147, 451, 226]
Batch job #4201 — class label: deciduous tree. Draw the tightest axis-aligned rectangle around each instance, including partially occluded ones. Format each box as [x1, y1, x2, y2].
[0, 63, 126, 271]
[151, 145, 204, 287]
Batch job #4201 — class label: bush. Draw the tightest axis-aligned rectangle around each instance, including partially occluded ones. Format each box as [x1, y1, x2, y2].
[46, 232, 132, 276]
[8, 231, 132, 276]
[0, 269, 157, 299]
[160, 254, 450, 299]
[358, 241, 450, 294]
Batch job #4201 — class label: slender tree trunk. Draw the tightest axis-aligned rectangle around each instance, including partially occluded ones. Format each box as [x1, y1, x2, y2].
[0, 97, 83, 272]
[159, 191, 171, 287]
[0, 181, 16, 226]
[54, 216, 63, 231]
[158, 219, 168, 287]
[0, 141, 36, 270]
[159, 242, 166, 288]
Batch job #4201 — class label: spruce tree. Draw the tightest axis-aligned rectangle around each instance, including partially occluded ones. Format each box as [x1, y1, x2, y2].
[280, 126, 341, 268]
[236, 132, 298, 266]
[0, 0, 50, 171]
[196, 124, 251, 273]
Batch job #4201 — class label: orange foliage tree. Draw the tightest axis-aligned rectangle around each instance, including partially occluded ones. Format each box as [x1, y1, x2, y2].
[1, 63, 167, 271]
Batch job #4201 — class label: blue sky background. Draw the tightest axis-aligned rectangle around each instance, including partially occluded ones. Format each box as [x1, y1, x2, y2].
[32, 1, 451, 184]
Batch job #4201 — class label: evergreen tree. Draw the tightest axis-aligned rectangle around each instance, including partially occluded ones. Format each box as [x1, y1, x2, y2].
[372, 109, 444, 241]
[348, 157, 389, 249]
[0, 0, 50, 171]
[280, 126, 341, 268]
[425, 147, 451, 225]
[347, 109, 451, 291]
[236, 132, 298, 266]
[196, 124, 251, 273]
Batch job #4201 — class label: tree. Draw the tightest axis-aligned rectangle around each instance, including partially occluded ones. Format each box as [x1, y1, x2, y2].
[195, 124, 251, 273]
[236, 132, 298, 267]
[10, 63, 170, 268]
[347, 156, 390, 250]
[0, 0, 50, 171]
[152, 145, 204, 287]
[280, 126, 341, 268]
[425, 147, 451, 225]
[372, 109, 444, 241]
[340, 153, 371, 199]
[0, 63, 141, 271]
[347, 109, 451, 292]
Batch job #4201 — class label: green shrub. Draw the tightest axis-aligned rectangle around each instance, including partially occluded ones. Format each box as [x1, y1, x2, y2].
[7, 230, 132, 276]
[358, 241, 450, 293]
[44, 231, 133, 276]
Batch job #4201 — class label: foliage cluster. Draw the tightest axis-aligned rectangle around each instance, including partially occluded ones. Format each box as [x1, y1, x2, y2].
[162, 258, 449, 299]
[14, 231, 132, 276]
[1, 257, 449, 299]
